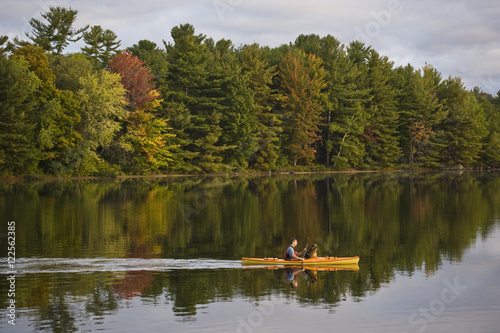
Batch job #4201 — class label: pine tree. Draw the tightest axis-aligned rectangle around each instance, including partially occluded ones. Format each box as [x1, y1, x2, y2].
[238, 44, 281, 170]
[17, 6, 88, 54]
[162, 24, 204, 171]
[294, 34, 334, 166]
[208, 39, 257, 169]
[164, 24, 233, 172]
[438, 77, 487, 167]
[398, 64, 447, 168]
[391, 63, 416, 164]
[329, 41, 372, 169]
[81, 25, 121, 66]
[363, 50, 401, 168]
[475, 88, 500, 166]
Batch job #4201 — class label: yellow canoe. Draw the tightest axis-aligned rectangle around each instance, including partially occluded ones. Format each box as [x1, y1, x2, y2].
[242, 264, 359, 271]
[241, 256, 359, 266]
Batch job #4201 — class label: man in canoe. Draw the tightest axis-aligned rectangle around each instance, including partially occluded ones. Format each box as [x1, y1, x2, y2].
[284, 238, 307, 260]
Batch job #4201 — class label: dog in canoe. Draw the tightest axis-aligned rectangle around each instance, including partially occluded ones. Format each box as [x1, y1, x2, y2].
[304, 243, 318, 259]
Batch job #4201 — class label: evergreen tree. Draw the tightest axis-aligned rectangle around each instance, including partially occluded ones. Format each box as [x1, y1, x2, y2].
[474, 88, 500, 166]
[294, 34, 334, 166]
[17, 6, 88, 54]
[81, 25, 121, 66]
[0, 35, 12, 56]
[363, 50, 400, 168]
[393, 64, 446, 167]
[391, 63, 416, 164]
[438, 77, 487, 166]
[209, 39, 257, 169]
[329, 41, 372, 169]
[409, 65, 447, 168]
[164, 24, 233, 172]
[238, 44, 281, 170]
[316, 35, 343, 167]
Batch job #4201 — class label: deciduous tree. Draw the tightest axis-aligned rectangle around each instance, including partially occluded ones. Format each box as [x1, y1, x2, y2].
[13, 45, 81, 172]
[108, 50, 156, 110]
[77, 70, 127, 150]
[0, 55, 40, 175]
[278, 50, 327, 166]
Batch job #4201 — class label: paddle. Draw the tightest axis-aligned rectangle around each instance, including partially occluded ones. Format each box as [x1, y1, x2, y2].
[302, 243, 308, 261]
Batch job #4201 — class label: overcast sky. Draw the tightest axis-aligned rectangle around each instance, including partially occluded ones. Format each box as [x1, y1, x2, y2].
[1, 0, 499, 94]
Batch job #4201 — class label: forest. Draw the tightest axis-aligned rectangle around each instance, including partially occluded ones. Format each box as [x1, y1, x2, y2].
[1, 6, 499, 177]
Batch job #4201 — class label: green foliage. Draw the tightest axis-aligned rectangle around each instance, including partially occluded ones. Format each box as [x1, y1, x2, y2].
[77, 70, 127, 149]
[0, 35, 13, 56]
[64, 70, 128, 175]
[121, 107, 176, 173]
[48, 53, 94, 91]
[393, 64, 447, 168]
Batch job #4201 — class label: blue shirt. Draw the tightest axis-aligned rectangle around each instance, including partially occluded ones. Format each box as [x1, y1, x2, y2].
[285, 246, 296, 260]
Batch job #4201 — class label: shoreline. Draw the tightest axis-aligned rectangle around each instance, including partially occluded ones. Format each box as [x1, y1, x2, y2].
[1, 167, 497, 183]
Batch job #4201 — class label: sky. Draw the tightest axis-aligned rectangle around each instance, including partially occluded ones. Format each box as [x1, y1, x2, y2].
[1, 0, 499, 94]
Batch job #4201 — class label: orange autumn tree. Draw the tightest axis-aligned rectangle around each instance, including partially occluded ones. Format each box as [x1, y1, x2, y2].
[278, 50, 327, 166]
[108, 51, 175, 173]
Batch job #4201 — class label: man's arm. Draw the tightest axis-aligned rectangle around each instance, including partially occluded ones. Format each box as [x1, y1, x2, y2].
[292, 248, 307, 260]
[296, 247, 307, 257]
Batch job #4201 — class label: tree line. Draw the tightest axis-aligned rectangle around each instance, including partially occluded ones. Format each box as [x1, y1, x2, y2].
[1, 6, 499, 177]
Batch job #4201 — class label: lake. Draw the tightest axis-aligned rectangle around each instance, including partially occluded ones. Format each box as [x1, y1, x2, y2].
[1, 172, 499, 332]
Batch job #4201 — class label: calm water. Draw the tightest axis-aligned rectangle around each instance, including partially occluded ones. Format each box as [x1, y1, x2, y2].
[1, 172, 499, 332]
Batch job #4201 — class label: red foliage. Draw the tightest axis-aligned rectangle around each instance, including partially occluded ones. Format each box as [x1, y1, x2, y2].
[108, 50, 156, 110]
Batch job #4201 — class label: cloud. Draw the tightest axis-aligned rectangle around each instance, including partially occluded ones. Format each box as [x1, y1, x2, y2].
[1, 0, 499, 94]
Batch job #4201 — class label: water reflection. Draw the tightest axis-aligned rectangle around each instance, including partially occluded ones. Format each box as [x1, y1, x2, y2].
[0, 172, 499, 331]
